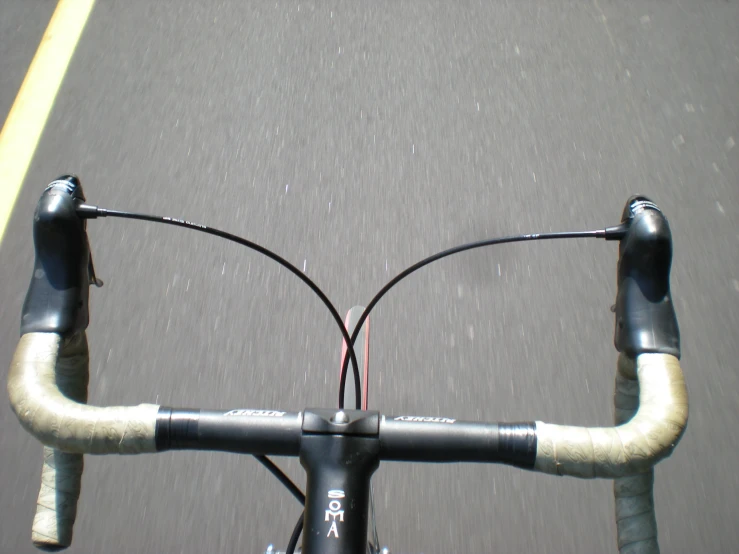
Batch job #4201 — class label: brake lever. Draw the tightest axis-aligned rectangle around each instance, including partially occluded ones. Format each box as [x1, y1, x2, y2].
[612, 195, 680, 358]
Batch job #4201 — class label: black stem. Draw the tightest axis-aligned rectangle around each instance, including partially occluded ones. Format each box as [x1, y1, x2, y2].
[339, 230, 602, 397]
[98, 208, 362, 407]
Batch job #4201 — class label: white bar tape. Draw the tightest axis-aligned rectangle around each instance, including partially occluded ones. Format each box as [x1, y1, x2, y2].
[32, 446, 83, 551]
[8, 332, 159, 550]
[8, 332, 159, 454]
[534, 353, 688, 478]
[28, 330, 89, 551]
[612, 355, 660, 554]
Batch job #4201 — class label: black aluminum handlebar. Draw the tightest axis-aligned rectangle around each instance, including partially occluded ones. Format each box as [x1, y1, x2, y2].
[155, 408, 537, 467]
[152, 406, 539, 554]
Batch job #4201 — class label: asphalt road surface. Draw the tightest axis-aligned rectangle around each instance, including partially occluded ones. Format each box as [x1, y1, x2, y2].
[1, 2, 738, 553]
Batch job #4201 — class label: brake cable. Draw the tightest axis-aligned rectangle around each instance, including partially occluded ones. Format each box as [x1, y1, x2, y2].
[338, 229, 606, 405]
[80, 204, 614, 553]
[80, 205, 363, 406]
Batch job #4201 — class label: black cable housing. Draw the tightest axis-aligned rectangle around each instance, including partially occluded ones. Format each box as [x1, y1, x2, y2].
[338, 230, 603, 401]
[93, 207, 363, 408]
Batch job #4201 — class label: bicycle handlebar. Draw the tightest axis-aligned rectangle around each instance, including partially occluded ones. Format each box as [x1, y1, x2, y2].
[7, 178, 688, 553]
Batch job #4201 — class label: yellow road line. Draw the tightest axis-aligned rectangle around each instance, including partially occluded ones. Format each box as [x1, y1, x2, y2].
[0, 0, 95, 245]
